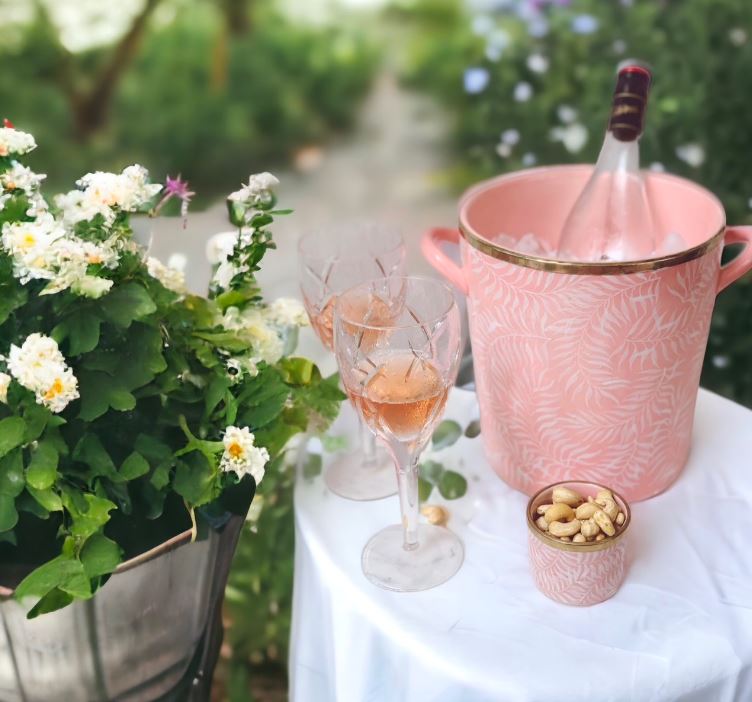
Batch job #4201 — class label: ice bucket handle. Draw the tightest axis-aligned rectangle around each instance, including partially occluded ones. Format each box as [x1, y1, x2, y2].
[718, 226, 752, 293]
[421, 227, 468, 295]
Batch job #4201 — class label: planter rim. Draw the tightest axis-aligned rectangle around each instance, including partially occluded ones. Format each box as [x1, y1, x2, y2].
[0, 528, 193, 600]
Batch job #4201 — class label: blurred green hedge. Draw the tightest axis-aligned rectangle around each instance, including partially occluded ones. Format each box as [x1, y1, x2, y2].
[0, 2, 378, 201]
[394, 0, 752, 406]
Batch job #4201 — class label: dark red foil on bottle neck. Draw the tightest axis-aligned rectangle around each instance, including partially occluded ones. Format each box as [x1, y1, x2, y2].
[607, 66, 651, 142]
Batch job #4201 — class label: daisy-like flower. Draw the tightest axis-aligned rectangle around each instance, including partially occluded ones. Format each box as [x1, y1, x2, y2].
[228, 172, 279, 205]
[57, 164, 162, 226]
[1, 163, 45, 194]
[220, 426, 270, 485]
[147, 256, 187, 294]
[1, 214, 66, 282]
[7, 333, 79, 412]
[0, 372, 11, 403]
[34, 368, 79, 413]
[266, 297, 309, 328]
[223, 306, 285, 365]
[0, 126, 37, 157]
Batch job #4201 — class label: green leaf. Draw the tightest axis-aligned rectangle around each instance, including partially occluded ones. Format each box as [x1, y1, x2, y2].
[174, 453, 217, 506]
[464, 419, 481, 439]
[418, 477, 434, 502]
[16, 490, 49, 519]
[80, 534, 122, 578]
[62, 493, 117, 541]
[205, 375, 230, 418]
[0, 417, 26, 459]
[278, 357, 319, 386]
[150, 462, 172, 490]
[432, 420, 463, 450]
[0, 494, 18, 531]
[26, 442, 59, 490]
[302, 453, 322, 479]
[0, 530, 16, 545]
[52, 311, 101, 356]
[216, 289, 248, 312]
[193, 331, 249, 352]
[99, 282, 156, 327]
[0, 450, 24, 497]
[14, 555, 90, 602]
[0, 284, 27, 325]
[438, 470, 467, 500]
[27, 588, 74, 619]
[26, 486, 63, 512]
[23, 404, 51, 443]
[120, 452, 150, 480]
[108, 389, 136, 411]
[73, 435, 119, 482]
[135, 434, 172, 463]
[420, 460, 445, 485]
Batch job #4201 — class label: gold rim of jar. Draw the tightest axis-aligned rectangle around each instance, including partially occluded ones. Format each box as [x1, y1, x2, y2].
[526, 480, 631, 553]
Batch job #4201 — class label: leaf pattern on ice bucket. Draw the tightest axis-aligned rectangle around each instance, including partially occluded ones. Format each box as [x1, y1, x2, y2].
[463, 240, 721, 501]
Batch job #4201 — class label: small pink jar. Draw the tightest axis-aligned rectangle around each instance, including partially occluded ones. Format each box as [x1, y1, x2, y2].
[527, 481, 631, 606]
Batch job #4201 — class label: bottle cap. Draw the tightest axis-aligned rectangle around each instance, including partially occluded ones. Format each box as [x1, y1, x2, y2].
[608, 64, 651, 142]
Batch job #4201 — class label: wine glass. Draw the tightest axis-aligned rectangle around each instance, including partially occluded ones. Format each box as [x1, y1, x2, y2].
[334, 276, 464, 591]
[298, 223, 405, 501]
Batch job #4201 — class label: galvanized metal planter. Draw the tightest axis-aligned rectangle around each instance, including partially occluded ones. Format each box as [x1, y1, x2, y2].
[0, 516, 243, 702]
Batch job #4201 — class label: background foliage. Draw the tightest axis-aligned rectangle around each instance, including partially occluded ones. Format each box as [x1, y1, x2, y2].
[393, 0, 752, 407]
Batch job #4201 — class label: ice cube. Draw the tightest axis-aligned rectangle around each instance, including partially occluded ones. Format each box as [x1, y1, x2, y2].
[494, 232, 556, 257]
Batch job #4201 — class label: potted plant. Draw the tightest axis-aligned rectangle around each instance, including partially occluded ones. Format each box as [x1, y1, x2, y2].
[0, 122, 342, 701]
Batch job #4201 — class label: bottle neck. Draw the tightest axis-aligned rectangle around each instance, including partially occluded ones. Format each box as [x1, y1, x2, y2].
[595, 131, 640, 174]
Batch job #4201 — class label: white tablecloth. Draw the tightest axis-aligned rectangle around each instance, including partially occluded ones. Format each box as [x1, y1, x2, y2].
[289, 388, 752, 702]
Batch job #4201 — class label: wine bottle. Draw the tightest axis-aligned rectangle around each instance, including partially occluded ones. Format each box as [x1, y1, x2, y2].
[557, 65, 656, 262]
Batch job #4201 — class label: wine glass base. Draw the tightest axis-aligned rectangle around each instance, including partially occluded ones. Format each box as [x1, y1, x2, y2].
[324, 447, 397, 501]
[361, 524, 464, 592]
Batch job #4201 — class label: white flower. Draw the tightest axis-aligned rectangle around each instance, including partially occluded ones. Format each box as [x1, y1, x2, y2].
[1, 163, 45, 194]
[213, 259, 242, 290]
[549, 123, 589, 153]
[676, 143, 705, 168]
[1, 214, 65, 283]
[57, 164, 162, 226]
[206, 231, 239, 265]
[0, 127, 36, 157]
[223, 306, 285, 365]
[34, 368, 79, 413]
[557, 105, 578, 124]
[228, 172, 279, 205]
[650, 162, 666, 173]
[522, 152, 537, 167]
[571, 14, 599, 35]
[526, 53, 549, 74]
[220, 426, 269, 485]
[496, 143, 512, 158]
[147, 256, 186, 294]
[0, 372, 10, 403]
[501, 129, 520, 146]
[513, 82, 533, 102]
[729, 27, 747, 46]
[463, 67, 490, 95]
[70, 275, 113, 299]
[266, 298, 309, 328]
[7, 333, 79, 413]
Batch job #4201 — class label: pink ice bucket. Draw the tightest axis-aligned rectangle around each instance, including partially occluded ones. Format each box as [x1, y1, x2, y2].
[423, 166, 752, 501]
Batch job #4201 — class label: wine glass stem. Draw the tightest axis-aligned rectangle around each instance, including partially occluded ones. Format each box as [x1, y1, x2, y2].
[395, 449, 420, 551]
[359, 419, 379, 468]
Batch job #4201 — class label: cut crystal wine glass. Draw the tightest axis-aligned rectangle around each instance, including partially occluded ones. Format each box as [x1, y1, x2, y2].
[298, 223, 405, 501]
[334, 276, 464, 591]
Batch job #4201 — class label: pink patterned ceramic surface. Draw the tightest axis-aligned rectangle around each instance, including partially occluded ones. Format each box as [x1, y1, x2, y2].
[423, 166, 752, 502]
[465, 243, 718, 500]
[528, 533, 627, 606]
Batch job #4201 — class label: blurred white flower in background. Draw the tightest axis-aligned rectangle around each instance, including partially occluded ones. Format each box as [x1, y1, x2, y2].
[513, 81, 533, 102]
[501, 129, 520, 145]
[676, 143, 705, 168]
[471, 14, 494, 36]
[650, 162, 666, 172]
[0, 373, 10, 404]
[612, 39, 627, 55]
[729, 28, 748, 47]
[549, 123, 588, 153]
[571, 14, 599, 35]
[463, 67, 490, 95]
[557, 105, 578, 124]
[496, 143, 512, 158]
[522, 152, 537, 167]
[526, 53, 549, 74]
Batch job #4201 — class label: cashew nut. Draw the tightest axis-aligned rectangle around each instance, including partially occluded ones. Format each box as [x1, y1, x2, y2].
[580, 518, 600, 539]
[593, 509, 616, 536]
[535, 516, 549, 531]
[595, 534, 606, 542]
[616, 512, 625, 526]
[552, 487, 583, 507]
[536, 503, 553, 516]
[421, 504, 449, 526]
[575, 502, 601, 520]
[560, 536, 572, 542]
[596, 488, 613, 503]
[595, 497, 619, 521]
[544, 503, 575, 524]
[572, 533, 586, 543]
[548, 518, 582, 537]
